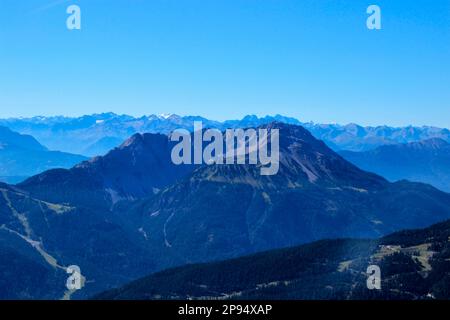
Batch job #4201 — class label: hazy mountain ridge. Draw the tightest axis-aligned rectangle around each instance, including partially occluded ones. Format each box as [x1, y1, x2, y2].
[1, 113, 449, 156]
[340, 138, 450, 192]
[0, 126, 87, 184]
[0, 125, 46, 152]
[306, 123, 450, 152]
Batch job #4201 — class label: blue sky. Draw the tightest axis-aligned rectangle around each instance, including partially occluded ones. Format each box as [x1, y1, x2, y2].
[0, 0, 449, 127]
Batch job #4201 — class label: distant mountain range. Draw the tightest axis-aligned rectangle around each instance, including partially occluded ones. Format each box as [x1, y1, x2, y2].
[95, 218, 450, 300]
[0, 126, 87, 184]
[1, 113, 449, 156]
[340, 138, 450, 193]
[2, 123, 450, 299]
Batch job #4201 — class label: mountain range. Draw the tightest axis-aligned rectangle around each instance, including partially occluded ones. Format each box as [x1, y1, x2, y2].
[1, 113, 449, 156]
[340, 138, 450, 193]
[2, 122, 450, 299]
[119, 123, 450, 263]
[0, 126, 87, 184]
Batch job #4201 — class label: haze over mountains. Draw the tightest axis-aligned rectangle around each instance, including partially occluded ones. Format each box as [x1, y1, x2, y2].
[340, 139, 450, 192]
[2, 113, 449, 194]
[2, 122, 450, 299]
[0, 126, 87, 184]
[1, 113, 449, 156]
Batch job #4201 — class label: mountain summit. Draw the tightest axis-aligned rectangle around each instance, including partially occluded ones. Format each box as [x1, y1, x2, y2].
[19, 133, 195, 208]
[124, 123, 450, 264]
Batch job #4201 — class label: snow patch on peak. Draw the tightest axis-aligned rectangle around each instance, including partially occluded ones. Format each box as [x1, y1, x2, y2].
[158, 113, 174, 119]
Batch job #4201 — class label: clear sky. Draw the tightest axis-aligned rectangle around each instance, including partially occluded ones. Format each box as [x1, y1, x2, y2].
[0, 0, 449, 127]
